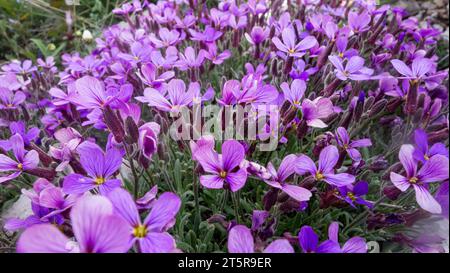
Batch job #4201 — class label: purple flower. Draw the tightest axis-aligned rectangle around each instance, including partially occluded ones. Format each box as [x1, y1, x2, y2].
[4, 179, 69, 231]
[0, 88, 26, 109]
[329, 55, 374, 81]
[390, 58, 434, 82]
[413, 129, 448, 163]
[190, 26, 223, 43]
[0, 134, 39, 184]
[175, 47, 205, 70]
[272, 27, 317, 57]
[63, 141, 122, 195]
[298, 225, 341, 253]
[149, 28, 182, 48]
[301, 97, 335, 128]
[117, 42, 152, 65]
[193, 140, 248, 192]
[296, 145, 355, 187]
[71, 76, 115, 110]
[335, 181, 373, 209]
[138, 122, 160, 159]
[348, 11, 371, 34]
[5, 60, 37, 75]
[265, 154, 312, 202]
[8, 121, 40, 146]
[327, 222, 367, 253]
[201, 43, 231, 65]
[107, 188, 181, 253]
[136, 62, 174, 89]
[280, 79, 306, 107]
[390, 145, 449, 214]
[245, 26, 269, 45]
[49, 128, 82, 171]
[151, 46, 179, 69]
[335, 127, 372, 162]
[228, 225, 294, 253]
[16, 195, 131, 253]
[136, 79, 195, 113]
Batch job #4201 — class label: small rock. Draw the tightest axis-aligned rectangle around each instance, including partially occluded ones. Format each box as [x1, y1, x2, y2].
[0, 194, 32, 225]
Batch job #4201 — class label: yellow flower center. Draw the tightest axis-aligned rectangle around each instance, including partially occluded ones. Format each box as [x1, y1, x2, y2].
[219, 171, 227, 178]
[424, 155, 430, 161]
[133, 225, 148, 238]
[288, 48, 295, 54]
[343, 144, 349, 149]
[409, 177, 418, 184]
[347, 192, 356, 201]
[133, 56, 139, 61]
[17, 163, 23, 170]
[293, 100, 301, 105]
[95, 177, 106, 185]
[315, 172, 324, 180]
[338, 52, 344, 58]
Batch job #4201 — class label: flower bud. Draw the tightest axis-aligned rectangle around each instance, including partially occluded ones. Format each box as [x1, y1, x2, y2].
[103, 106, 125, 143]
[82, 29, 93, 42]
[125, 116, 139, 144]
[25, 167, 56, 182]
[383, 185, 402, 200]
[263, 188, 279, 211]
[405, 81, 418, 115]
[368, 99, 387, 118]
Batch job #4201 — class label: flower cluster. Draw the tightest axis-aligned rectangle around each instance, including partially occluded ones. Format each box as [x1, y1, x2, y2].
[0, 0, 448, 253]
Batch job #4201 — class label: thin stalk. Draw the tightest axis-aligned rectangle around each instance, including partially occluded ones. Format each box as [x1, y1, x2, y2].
[231, 191, 241, 223]
[193, 164, 201, 232]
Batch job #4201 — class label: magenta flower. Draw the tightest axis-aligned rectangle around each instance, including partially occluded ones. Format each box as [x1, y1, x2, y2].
[5, 179, 64, 231]
[348, 11, 371, 34]
[390, 145, 449, 214]
[151, 46, 179, 69]
[136, 79, 195, 113]
[413, 129, 448, 163]
[107, 188, 181, 253]
[272, 27, 317, 57]
[149, 28, 182, 48]
[296, 145, 355, 187]
[117, 42, 152, 65]
[201, 43, 231, 65]
[280, 79, 306, 108]
[0, 134, 39, 184]
[17, 195, 131, 253]
[138, 122, 160, 159]
[245, 26, 269, 45]
[7, 121, 40, 146]
[136, 62, 174, 89]
[49, 128, 82, 171]
[335, 127, 372, 162]
[228, 225, 294, 253]
[71, 76, 114, 110]
[193, 140, 248, 192]
[329, 55, 374, 81]
[327, 222, 367, 253]
[390, 58, 434, 81]
[301, 97, 335, 128]
[298, 225, 341, 253]
[0, 88, 26, 109]
[189, 26, 222, 43]
[63, 141, 122, 195]
[265, 154, 312, 202]
[335, 181, 373, 209]
[175, 47, 205, 70]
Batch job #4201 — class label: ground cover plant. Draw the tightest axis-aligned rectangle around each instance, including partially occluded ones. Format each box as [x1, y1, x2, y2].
[0, 0, 448, 253]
